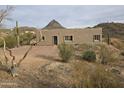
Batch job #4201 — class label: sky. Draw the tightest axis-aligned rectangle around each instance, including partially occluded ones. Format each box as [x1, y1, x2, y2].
[1, 5, 124, 28]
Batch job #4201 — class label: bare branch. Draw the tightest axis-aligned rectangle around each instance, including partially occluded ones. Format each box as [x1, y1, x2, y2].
[17, 45, 33, 67]
[6, 48, 16, 66]
[0, 6, 14, 26]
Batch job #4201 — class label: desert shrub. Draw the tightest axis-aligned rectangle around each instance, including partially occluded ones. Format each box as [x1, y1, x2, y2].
[5, 35, 17, 48]
[58, 43, 74, 62]
[83, 65, 121, 88]
[82, 50, 96, 62]
[72, 62, 121, 88]
[0, 35, 17, 48]
[98, 44, 119, 64]
[20, 32, 36, 45]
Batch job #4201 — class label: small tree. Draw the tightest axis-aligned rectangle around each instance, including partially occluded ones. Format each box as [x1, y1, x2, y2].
[58, 43, 74, 62]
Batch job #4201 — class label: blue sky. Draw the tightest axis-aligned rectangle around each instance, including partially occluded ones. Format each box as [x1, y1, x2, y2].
[1, 5, 124, 28]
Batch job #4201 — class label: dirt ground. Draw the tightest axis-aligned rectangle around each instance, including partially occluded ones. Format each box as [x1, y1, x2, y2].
[0, 45, 124, 88]
[0, 46, 75, 87]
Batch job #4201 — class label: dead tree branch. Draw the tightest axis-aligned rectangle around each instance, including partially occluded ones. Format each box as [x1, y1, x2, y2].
[6, 48, 16, 67]
[17, 45, 33, 67]
[0, 6, 14, 26]
[0, 36, 40, 77]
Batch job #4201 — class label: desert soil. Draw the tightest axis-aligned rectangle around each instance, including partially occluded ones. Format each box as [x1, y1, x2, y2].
[0, 45, 124, 88]
[0, 46, 75, 87]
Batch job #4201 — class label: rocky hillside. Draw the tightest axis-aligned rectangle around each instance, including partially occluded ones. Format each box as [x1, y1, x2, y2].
[13, 26, 37, 32]
[94, 22, 124, 40]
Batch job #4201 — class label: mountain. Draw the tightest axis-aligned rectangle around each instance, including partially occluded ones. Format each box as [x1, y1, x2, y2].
[13, 26, 37, 32]
[0, 28, 11, 32]
[94, 22, 124, 40]
[43, 19, 65, 29]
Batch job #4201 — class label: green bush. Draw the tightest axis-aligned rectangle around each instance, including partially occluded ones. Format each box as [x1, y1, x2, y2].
[0, 35, 17, 48]
[82, 50, 96, 62]
[20, 33, 36, 45]
[58, 43, 74, 62]
[5, 35, 17, 48]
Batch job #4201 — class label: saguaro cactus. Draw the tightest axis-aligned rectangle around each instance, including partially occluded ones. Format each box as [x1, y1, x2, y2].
[107, 32, 110, 45]
[16, 21, 20, 47]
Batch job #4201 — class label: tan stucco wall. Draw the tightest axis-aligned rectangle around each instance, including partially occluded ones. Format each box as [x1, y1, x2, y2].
[36, 28, 102, 45]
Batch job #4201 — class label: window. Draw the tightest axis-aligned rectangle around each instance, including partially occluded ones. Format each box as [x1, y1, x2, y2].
[64, 36, 73, 41]
[93, 35, 100, 41]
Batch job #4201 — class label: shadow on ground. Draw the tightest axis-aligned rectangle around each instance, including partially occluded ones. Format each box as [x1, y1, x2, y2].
[35, 55, 62, 62]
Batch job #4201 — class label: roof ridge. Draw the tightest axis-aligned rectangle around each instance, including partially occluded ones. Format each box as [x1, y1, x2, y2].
[43, 19, 65, 29]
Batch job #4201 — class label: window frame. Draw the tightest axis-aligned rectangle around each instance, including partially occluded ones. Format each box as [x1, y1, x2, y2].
[93, 35, 101, 42]
[64, 36, 73, 42]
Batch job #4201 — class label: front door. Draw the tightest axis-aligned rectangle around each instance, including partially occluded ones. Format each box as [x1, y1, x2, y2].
[53, 36, 58, 45]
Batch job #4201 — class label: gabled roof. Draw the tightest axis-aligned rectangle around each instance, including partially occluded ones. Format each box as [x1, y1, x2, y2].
[42, 19, 65, 29]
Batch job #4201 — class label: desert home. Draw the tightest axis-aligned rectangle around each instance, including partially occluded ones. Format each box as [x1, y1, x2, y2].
[36, 20, 102, 45]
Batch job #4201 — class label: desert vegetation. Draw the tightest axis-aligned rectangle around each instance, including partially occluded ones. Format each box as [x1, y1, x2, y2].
[58, 43, 74, 62]
[0, 33, 123, 87]
[0, 6, 124, 88]
[0, 6, 35, 78]
[81, 50, 96, 62]
[71, 62, 122, 88]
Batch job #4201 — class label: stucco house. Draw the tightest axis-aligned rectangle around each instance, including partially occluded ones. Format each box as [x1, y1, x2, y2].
[36, 20, 102, 45]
